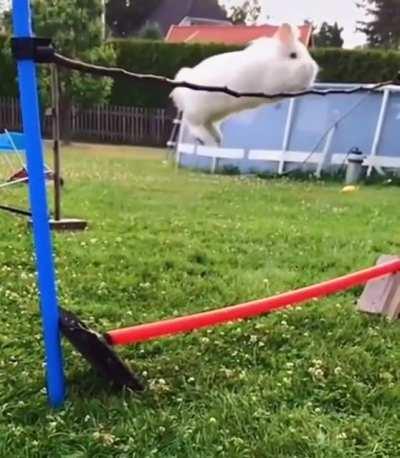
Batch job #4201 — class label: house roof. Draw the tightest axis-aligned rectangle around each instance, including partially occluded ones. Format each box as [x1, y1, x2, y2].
[146, 0, 229, 35]
[165, 24, 313, 47]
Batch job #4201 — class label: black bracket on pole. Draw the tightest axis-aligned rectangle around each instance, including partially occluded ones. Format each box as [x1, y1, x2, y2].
[59, 308, 145, 392]
[11, 37, 55, 63]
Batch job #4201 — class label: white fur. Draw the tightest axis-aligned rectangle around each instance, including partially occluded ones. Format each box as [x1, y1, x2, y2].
[170, 24, 319, 146]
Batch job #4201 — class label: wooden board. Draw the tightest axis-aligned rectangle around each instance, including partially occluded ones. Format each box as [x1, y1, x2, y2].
[357, 255, 400, 319]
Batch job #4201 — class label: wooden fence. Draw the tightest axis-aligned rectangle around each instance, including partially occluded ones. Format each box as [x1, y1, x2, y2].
[0, 97, 173, 147]
[0, 97, 21, 132]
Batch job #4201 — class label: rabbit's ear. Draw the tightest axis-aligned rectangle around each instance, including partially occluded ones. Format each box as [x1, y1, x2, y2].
[274, 23, 295, 45]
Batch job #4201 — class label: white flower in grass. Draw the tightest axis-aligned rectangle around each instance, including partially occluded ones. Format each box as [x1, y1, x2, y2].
[380, 372, 394, 382]
[149, 378, 171, 393]
[315, 369, 324, 378]
[308, 365, 325, 380]
[93, 431, 116, 445]
[48, 421, 57, 431]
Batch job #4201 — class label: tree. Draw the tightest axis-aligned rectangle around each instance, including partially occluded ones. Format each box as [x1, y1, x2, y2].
[138, 22, 163, 40]
[224, 0, 261, 25]
[105, 0, 161, 37]
[33, 0, 116, 143]
[314, 22, 344, 48]
[357, 0, 400, 48]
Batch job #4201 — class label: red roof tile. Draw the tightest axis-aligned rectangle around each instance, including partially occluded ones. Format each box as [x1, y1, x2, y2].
[165, 24, 313, 47]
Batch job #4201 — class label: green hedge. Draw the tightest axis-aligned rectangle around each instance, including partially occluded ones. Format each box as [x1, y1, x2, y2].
[110, 42, 400, 107]
[110, 39, 242, 108]
[1, 36, 400, 108]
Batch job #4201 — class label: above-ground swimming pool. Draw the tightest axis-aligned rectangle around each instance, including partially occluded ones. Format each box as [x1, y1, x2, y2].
[174, 83, 400, 176]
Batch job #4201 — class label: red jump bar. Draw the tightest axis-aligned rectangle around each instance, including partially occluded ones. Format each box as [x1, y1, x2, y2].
[106, 259, 400, 346]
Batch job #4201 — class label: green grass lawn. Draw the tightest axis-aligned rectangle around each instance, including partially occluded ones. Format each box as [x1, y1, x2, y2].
[1, 143, 400, 457]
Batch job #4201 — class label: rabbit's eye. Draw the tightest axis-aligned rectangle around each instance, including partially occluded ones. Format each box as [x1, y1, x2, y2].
[290, 52, 298, 59]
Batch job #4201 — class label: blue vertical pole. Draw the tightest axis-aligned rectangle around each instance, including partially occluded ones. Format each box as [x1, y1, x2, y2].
[12, 0, 65, 407]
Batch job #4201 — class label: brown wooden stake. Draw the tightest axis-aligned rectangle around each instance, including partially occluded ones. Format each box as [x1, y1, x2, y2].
[51, 64, 62, 221]
[42, 65, 87, 232]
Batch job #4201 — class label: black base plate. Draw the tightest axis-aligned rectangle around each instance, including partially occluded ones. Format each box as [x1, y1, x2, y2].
[27, 218, 88, 231]
[49, 219, 88, 231]
[59, 308, 144, 392]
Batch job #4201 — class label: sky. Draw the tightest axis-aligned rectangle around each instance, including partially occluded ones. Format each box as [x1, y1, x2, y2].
[0, 0, 8, 11]
[222, 0, 369, 48]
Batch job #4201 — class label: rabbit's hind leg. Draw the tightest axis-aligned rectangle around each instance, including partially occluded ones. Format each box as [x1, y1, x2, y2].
[188, 122, 220, 147]
[207, 122, 222, 147]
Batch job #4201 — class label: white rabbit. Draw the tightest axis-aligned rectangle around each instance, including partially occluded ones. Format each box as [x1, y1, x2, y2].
[170, 23, 319, 146]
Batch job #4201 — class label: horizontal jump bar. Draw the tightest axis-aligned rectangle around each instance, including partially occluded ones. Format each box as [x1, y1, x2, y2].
[106, 259, 400, 346]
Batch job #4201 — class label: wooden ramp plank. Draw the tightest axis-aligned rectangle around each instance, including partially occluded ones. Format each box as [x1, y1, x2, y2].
[357, 255, 400, 319]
